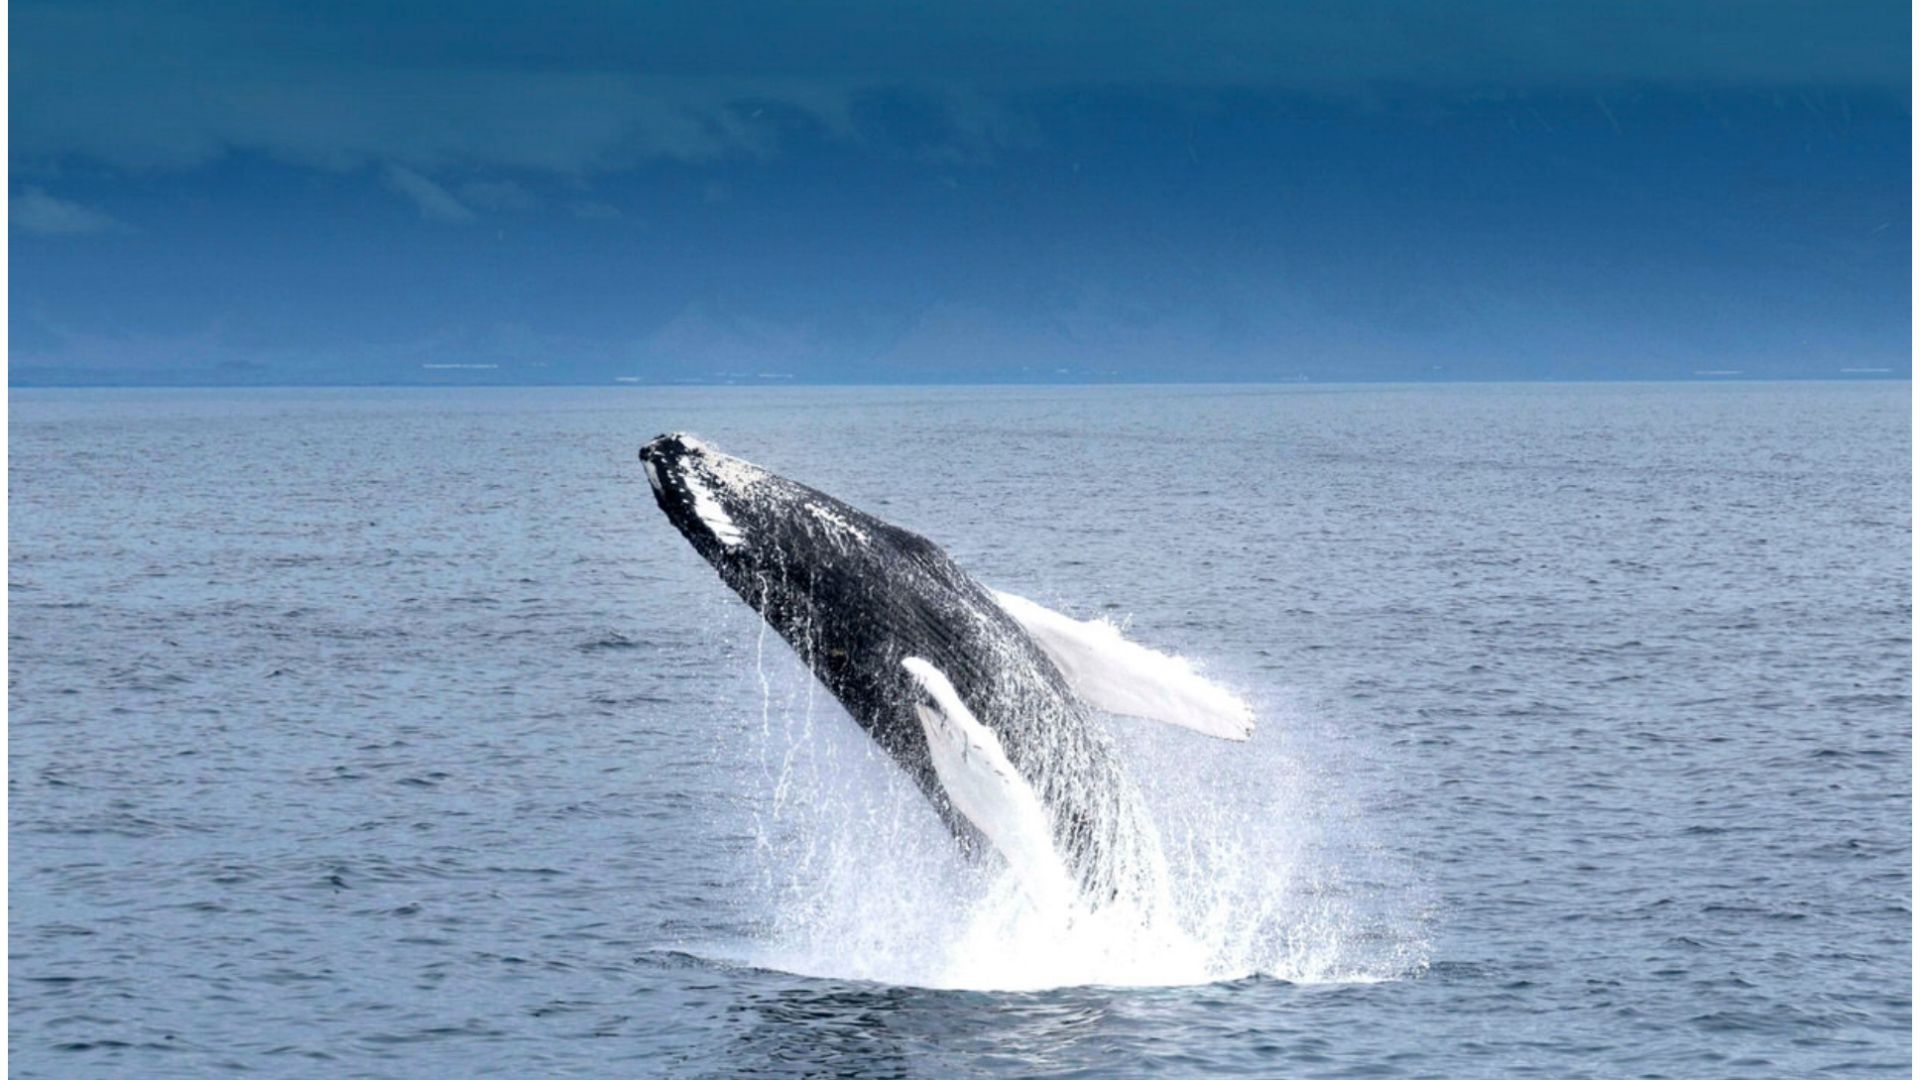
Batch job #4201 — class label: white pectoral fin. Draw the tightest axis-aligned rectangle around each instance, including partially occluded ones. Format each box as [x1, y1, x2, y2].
[992, 591, 1256, 742]
[902, 657, 1078, 913]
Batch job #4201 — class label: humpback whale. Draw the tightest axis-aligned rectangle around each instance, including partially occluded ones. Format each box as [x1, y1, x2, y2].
[640, 433, 1253, 909]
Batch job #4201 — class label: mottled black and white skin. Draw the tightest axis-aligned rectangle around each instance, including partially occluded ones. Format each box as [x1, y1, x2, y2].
[640, 433, 1162, 905]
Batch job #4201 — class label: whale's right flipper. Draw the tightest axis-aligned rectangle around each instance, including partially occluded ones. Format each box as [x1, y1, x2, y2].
[903, 656, 1078, 913]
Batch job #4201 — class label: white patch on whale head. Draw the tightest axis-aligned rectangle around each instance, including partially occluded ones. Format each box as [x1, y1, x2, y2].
[643, 459, 664, 493]
[804, 502, 869, 545]
[682, 471, 745, 548]
[702, 449, 768, 496]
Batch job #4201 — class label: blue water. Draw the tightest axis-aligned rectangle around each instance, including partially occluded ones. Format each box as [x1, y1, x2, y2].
[9, 382, 1911, 1076]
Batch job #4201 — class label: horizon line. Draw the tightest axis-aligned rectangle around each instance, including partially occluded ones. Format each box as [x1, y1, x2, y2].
[8, 373, 1911, 391]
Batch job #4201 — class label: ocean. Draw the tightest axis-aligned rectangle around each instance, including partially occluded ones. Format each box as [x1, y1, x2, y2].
[9, 382, 1911, 1076]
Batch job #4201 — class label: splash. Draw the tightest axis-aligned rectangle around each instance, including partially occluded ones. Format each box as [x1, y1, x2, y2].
[704, 603, 1430, 992]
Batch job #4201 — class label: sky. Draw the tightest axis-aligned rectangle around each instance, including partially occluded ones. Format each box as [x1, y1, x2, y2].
[9, 1, 1912, 385]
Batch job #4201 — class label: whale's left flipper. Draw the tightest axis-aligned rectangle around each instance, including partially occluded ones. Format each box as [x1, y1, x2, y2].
[992, 591, 1256, 741]
[903, 657, 1078, 912]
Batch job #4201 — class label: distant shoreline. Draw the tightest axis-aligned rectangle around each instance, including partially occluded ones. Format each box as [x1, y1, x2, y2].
[7, 374, 1910, 390]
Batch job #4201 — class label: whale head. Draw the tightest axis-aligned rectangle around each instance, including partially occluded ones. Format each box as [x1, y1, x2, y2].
[642, 431, 964, 700]
[640, 433, 896, 586]
[640, 433, 765, 555]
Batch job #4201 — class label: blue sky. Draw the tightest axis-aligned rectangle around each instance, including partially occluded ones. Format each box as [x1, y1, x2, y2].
[10, 1, 1910, 384]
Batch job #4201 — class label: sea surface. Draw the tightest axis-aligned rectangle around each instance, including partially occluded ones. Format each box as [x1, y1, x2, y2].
[9, 382, 1911, 1077]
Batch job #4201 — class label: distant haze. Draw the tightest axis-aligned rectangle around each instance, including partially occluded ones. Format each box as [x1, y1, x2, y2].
[10, 1, 1910, 385]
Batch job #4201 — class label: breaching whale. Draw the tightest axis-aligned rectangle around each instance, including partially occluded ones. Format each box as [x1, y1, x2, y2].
[640, 433, 1253, 910]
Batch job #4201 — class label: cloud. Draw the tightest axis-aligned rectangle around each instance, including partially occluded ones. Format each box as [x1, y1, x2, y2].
[383, 164, 474, 221]
[11, 187, 127, 234]
[458, 179, 542, 212]
[11, 1, 1904, 176]
[568, 200, 624, 221]
[11, 2, 865, 174]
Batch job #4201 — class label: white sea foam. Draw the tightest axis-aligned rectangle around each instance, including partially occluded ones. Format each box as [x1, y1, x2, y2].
[708, 605, 1429, 992]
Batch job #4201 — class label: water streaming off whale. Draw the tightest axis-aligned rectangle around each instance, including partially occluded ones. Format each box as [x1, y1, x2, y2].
[690, 587, 1432, 991]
